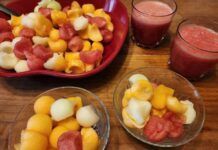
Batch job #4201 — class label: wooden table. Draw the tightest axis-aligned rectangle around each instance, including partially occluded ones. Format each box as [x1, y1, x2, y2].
[0, 0, 218, 149]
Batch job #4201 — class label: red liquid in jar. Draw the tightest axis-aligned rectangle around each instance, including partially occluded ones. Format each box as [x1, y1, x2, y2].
[132, 1, 173, 47]
[170, 24, 218, 79]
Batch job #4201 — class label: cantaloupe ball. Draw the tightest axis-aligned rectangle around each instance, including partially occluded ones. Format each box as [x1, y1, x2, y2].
[27, 114, 52, 136]
[81, 128, 99, 150]
[57, 117, 80, 131]
[48, 147, 57, 150]
[47, 143, 57, 150]
[34, 95, 55, 115]
[49, 126, 68, 148]
[20, 130, 48, 150]
[66, 96, 83, 112]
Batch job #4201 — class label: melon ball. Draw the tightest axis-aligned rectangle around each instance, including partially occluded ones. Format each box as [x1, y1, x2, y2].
[49, 126, 68, 148]
[57, 117, 80, 131]
[181, 100, 196, 124]
[21, 13, 38, 29]
[0, 52, 18, 70]
[81, 128, 99, 150]
[126, 99, 151, 126]
[0, 41, 13, 53]
[76, 105, 99, 127]
[47, 0, 61, 10]
[129, 74, 148, 85]
[73, 16, 88, 31]
[27, 114, 52, 136]
[14, 60, 30, 73]
[66, 96, 83, 112]
[48, 147, 57, 150]
[34, 95, 55, 115]
[50, 98, 74, 121]
[20, 130, 48, 150]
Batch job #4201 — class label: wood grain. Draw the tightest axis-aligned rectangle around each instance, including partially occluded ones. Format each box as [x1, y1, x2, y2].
[0, 0, 218, 150]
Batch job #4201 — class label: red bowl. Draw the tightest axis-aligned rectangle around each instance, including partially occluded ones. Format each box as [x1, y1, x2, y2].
[0, 0, 128, 79]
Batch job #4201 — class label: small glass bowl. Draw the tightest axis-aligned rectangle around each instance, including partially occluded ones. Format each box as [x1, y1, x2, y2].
[9, 87, 110, 150]
[113, 67, 205, 147]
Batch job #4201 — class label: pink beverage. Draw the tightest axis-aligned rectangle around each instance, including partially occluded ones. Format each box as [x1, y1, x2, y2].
[170, 19, 218, 80]
[131, 0, 176, 48]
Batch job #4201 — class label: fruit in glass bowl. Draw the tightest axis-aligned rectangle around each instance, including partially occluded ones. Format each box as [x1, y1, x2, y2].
[9, 87, 110, 150]
[113, 67, 205, 147]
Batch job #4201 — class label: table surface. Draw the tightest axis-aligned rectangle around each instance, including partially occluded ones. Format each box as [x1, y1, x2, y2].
[0, 0, 218, 150]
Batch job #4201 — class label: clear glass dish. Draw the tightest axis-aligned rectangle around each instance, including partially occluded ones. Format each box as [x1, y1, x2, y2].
[113, 67, 205, 147]
[9, 87, 110, 150]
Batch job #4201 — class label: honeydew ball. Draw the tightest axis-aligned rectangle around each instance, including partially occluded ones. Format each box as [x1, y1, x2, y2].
[0, 52, 18, 70]
[21, 13, 39, 29]
[15, 60, 30, 73]
[32, 36, 49, 46]
[50, 98, 74, 121]
[38, 0, 52, 7]
[34, 95, 55, 115]
[73, 16, 88, 31]
[76, 105, 99, 127]
[129, 74, 148, 85]
[0, 41, 13, 53]
[181, 100, 196, 124]
[126, 99, 151, 126]
[47, 1, 61, 10]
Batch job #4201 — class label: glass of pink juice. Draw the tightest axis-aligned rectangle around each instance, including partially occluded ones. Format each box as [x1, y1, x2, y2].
[170, 18, 218, 80]
[131, 0, 177, 48]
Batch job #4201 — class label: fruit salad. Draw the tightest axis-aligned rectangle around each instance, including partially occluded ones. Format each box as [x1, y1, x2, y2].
[122, 74, 196, 142]
[0, 0, 114, 74]
[14, 95, 100, 150]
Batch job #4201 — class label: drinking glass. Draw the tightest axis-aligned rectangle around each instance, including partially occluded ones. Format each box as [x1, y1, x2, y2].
[131, 0, 177, 48]
[169, 18, 218, 80]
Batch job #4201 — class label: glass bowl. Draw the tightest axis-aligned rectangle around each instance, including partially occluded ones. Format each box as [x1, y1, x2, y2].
[9, 86, 110, 150]
[113, 67, 205, 147]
